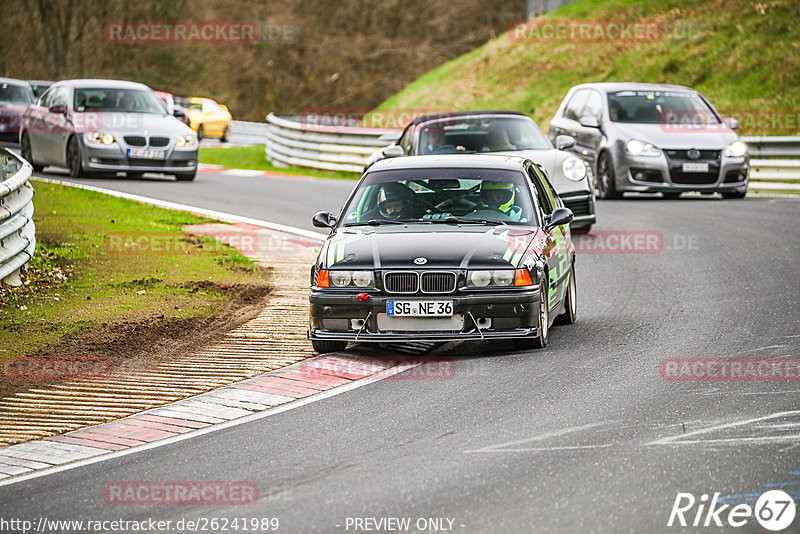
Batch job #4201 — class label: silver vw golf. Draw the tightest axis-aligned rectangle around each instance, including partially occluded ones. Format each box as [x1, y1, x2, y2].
[20, 79, 198, 181]
[549, 83, 749, 199]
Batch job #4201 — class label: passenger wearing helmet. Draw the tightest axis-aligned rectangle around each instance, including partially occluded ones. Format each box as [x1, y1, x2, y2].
[477, 181, 523, 221]
[363, 183, 414, 221]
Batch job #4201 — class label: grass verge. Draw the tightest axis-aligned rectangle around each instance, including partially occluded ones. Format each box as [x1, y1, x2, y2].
[199, 144, 360, 180]
[0, 180, 270, 366]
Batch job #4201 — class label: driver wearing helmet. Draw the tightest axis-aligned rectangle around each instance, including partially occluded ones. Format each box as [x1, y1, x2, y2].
[363, 183, 414, 221]
[477, 181, 523, 221]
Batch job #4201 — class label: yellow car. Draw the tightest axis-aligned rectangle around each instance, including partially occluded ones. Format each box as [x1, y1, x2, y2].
[187, 97, 232, 141]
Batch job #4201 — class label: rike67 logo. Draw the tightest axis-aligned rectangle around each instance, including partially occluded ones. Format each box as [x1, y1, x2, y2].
[668, 491, 796, 531]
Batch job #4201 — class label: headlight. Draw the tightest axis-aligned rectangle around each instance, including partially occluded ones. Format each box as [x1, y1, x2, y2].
[330, 271, 353, 287]
[562, 156, 587, 181]
[626, 139, 660, 156]
[492, 270, 514, 286]
[468, 270, 491, 287]
[329, 270, 374, 288]
[86, 132, 114, 145]
[724, 141, 747, 157]
[175, 135, 197, 148]
[352, 271, 374, 287]
[468, 270, 515, 288]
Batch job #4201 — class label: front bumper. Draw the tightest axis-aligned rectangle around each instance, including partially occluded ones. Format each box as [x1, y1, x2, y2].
[559, 191, 596, 228]
[614, 150, 749, 193]
[309, 287, 543, 343]
[79, 138, 198, 173]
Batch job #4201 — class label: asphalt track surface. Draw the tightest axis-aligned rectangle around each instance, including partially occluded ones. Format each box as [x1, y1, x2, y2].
[2, 167, 800, 533]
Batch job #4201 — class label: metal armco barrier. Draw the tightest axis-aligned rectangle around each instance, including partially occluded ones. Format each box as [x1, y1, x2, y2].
[0, 149, 36, 286]
[264, 113, 400, 173]
[741, 136, 800, 192]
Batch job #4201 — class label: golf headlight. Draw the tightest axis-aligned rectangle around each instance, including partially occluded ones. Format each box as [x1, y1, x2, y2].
[626, 139, 660, 156]
[724, 141, 747, 157]
[562, 156, 587, 181]
[175, 135, 197, 148]
[329, 270, 373, 288]
[87, 132, 114, 145]
[468, 270, 515, 287]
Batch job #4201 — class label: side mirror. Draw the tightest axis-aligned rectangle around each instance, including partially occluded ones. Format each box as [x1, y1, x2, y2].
[555, 135, 575, 150]
[382, 145, 404, 158]
[545, 207, 574, 230]
[579, 115, 600, 128]
[220, 105, 230, 114]
[724, 117, 739, 130]
[312, 211, 336, 228]
[49, 104, 67, 115]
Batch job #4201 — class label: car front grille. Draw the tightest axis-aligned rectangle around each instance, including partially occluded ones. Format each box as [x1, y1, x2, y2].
[421, 272, 456, 293]
[149, 137, 169, 147]
[664, 149, 721, 160]
[669, 172, 719, 185]
[124, 136, 146, 146]
[384, 272, 419, 293]
[561, 196, 593, 217]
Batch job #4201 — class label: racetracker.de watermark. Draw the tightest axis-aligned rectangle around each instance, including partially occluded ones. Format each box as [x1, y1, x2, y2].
[295, 358, 456, 381]
[104, 231, 297, 255]
[572, 231, 698, 254]
[510, 19, 662, 42]
[104, 481, 258, 505]
[661, 358, 800, 381]
[1, 357, 112, 382]
[300, 108, 452, 130]
[103, 20, 297, 45]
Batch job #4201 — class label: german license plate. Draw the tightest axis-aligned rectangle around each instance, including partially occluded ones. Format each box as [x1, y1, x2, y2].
[682, 162, 709, 172]
[387, 300, 453, 317]
[127, 148, 166, 160]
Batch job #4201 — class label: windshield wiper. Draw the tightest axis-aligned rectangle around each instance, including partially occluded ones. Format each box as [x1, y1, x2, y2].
[424, 216, 504, 226]
[343, 219, 405, 226]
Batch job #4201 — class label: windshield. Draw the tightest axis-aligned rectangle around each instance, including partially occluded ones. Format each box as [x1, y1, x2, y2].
[73, 88, 167, 114]
[418, 116, 551, 155]
[0, 83, 33, 105]
[607, 90, 720, 124]
[341, 168, 536, 226]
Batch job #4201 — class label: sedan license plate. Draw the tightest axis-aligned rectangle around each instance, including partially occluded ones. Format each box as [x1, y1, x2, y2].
[682, 162, 709, 173]
[127, 148, 166, 160]
[387, 300, 453, 317]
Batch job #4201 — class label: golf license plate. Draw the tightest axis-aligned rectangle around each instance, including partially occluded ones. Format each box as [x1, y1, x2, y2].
[682, 162, 709, 172]
[127, 148, 166, 160]
[387, 300, 453, 317]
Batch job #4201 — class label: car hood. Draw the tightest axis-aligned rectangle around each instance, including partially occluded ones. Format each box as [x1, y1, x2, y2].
[72, 112, 194, 136]
[612, 122, 738, 149]
[491, 148, 591, 195]
[321, 225, 550, 270]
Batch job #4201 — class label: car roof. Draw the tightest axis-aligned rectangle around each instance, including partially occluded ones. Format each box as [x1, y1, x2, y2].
[53, 79, 152, 90]
[27, 80, 53, 85]
[0, 77, 32, 86]
[571, 82, 697, 94]
[410, 110, 529, 126]
[367, 154, 528, 172]
[190, 97, 215, 103]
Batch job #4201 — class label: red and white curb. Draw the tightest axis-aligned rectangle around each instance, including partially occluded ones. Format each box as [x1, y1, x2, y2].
[197, 163, 313, 180]
[0, 356, 419, 484]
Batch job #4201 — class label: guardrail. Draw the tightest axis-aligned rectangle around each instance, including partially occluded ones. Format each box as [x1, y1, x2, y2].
[741, 136, 800, 192]
[264, 113, 399, 173]
[262, 117, 799, 192]
[0, 149, 35, 286]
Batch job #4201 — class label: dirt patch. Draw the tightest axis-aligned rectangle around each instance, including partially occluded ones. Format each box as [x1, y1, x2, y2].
[0, 281, 271, 399]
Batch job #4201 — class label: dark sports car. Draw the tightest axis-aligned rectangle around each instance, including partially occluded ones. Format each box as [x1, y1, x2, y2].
[308, 154, 577, 353]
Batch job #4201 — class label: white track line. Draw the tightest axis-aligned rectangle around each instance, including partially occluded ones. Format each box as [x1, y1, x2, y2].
[32, 177, 328, 243]
[646, 410, 800, 446]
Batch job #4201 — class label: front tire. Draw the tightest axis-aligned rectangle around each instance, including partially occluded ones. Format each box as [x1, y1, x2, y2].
[312, 339, 347, 354]
[722, 190, 747, 199]
[196, 125, 204, 141]
[21, 133, 44, 172]
[517, 277, 549, 350]
[175, 171, 197, 182]
[221, 125, 230, 143]
[554, 264, 577, 325]
[67, 136, 85, 178]
[596, 152, 622, 200]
